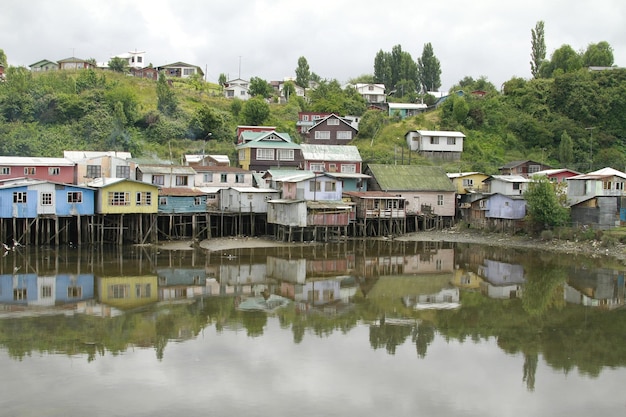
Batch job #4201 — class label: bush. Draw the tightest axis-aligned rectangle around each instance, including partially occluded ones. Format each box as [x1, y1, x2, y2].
[540, 230, 554, 241]
[601, 234, 617, 247]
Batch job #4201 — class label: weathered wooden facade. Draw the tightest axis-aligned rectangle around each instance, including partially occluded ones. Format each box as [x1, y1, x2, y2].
[157, 188, 210, 240]
[343, 191, 406, 237]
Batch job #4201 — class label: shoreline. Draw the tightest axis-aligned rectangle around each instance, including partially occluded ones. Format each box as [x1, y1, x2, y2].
[158, 228, 626, 264]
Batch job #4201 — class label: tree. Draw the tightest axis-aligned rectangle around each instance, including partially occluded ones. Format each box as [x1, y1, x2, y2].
[156, 71, 177, 116]
[241, 97, 270, 125]
[373, 45, 418, 94]
[295, 56, 310, 89]
[530, 21, 546, 78]
[539, 44, 582, 78]
[0, 48, 7, 66]
[248, 76, 272, 98]
[417, 42, 441, 92]
[108, 57, 129, 73]
[558, 130, 574, 167]
[524, 176, 569, 231]
[218, 73, 227, 87]
[582, 41, 614, 67]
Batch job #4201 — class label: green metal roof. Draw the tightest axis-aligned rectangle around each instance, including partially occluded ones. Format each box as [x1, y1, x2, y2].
[366, 164, 455, 192]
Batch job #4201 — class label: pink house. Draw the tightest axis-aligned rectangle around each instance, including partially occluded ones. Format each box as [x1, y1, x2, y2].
[0, 156, 76, 184]
[533, 168, 580, 183]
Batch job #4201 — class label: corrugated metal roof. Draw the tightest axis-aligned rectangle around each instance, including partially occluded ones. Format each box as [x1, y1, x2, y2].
[300, 144, 362, 162]
[366, 164, 456, 192]
[408, 130, 465, 137]
[159, 187, 207, 196]
[0, 156, 75, 166]
[138, 164, 196, 175]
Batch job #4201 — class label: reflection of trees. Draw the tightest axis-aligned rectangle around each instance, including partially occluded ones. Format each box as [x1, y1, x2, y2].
[369, 318, 413, 354]
[523, 353, 538, 391]
[522, 259, 567, 316]
[239, 311, 267, 337]
[413, 322, 435, 358]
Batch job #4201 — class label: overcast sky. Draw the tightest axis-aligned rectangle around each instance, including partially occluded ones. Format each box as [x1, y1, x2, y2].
[1, 0, 624, 91]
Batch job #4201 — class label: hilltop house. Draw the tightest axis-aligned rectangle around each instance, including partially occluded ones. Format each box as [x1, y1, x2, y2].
[57, 57, 95, 70]
[223, 78, 250, 100]
[389, 103, 427, 119]
[405, 130, 465, 161]
[64, 151, 136, 184]
[29, 59, 59, 72]
[157, 62, 204, 79]
[303, 114, 358, 145]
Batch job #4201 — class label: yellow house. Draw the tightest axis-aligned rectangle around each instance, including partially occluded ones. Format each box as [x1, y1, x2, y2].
[451, 269, 484, 290]
[87, 177, 159, 214]
[447, 172, 489, 194]
[97, 276, 159, 309]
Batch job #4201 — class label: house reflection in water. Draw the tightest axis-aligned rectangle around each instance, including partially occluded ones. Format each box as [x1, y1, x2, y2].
[156, 267, 208, 301]
[97, 275, 158, 310]
[565, 267, 625, 309]
[478, 259, 525, 299]
[0, 273, 94, 307]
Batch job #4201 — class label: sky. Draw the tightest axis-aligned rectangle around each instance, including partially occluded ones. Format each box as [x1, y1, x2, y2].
[1, 0, 625, 92]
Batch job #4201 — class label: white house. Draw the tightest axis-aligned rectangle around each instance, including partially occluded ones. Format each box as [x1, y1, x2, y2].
[483, 175, 531, 196]
[351, 83, 386, 103]
[566, 167, 626, 205]
[111, 51, 146, 69]
[224, 78, 250, 100]
[405, 130, 465, 161]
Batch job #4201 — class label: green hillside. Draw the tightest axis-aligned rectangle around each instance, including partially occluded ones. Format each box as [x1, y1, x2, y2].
[1, 66, 625, 174]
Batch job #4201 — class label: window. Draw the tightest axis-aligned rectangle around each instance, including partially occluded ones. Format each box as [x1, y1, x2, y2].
[278, 149, 294, 160]
[368, 85, 374, 91]
[48, 167, 60, 175]
[13, 192, 27, 203]
[159, 196, 168, 205]
[152, 175, 164, 185]
[341, 164, 356, 173]
[616, 182, 624, 190]
[41, 286, 53, 298]
[310, 163, 325, 172]
[302, 115, 309, 121]
[437, 194, 444, 206]
[220, 173, 228, 183]
[314, 131, 331, 140]
[328, 164, 337, 172]
[108, 284, 130, 299]
[13, 289, 27, 301]
[325, 181, 336, 192]
[238, 150, 246, 161]
[235, 174, 245, 183]
[24, 167, 36, 175]
[447, 137, 456, 145]
[86, 165, 101, 178]
[175, 176, 188, 186]
[327, 118, 340, 125]
[528, 165, 541, 174]
[207, 194, 216, 200]
[387, 200, 399, 209]
[194, 196, 203, 205]
[137, 56, 143, 63]
[116, 166, 130, 178]
[256, 149, 275, 160]
[203, 173, 213, 182]
[603, 181, 612, 190]
[310, 181, 321, 192]
[0, 167, 10, 175]
[462, 178, 474, 187]
[108, 191, 130, 206]
[513, 183, 521, 190]
[67, 191, 82, 203]
[337, 131, 352, 140]
[183, 68, 194, 76]
[136, 191, 152, 206]
[136, 284, 152, 298]
[479, 199, 486, 209]
[41, 192, 52, 205]
[67, 286, 82, 298]
[430, 137, 439, 145]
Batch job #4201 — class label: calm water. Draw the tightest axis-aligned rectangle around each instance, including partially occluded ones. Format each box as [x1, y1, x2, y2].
[0, 240, 625, 417]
